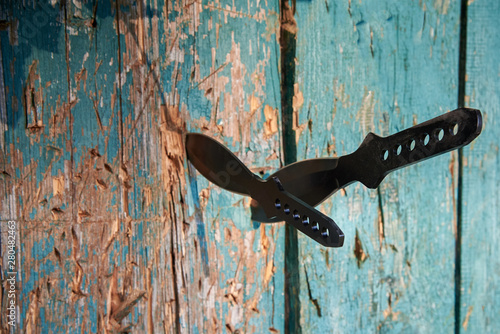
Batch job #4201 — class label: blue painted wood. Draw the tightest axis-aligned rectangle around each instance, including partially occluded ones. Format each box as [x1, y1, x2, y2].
[293, 0, 461, 332]
[2, 0, 499, 332]
[460, 0, 500, 332]
[0, 0, 284, 332]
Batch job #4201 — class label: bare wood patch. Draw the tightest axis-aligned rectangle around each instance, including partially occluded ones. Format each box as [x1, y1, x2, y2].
[354, 229, 369, 268]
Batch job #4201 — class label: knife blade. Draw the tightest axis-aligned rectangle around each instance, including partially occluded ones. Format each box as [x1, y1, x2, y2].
[185, 133, 344, 247]
[251, 107, 483, 222]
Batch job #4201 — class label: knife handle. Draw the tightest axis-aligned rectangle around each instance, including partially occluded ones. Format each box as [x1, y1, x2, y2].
[252, 177, 344, 247]
[338, 108, 482, 189]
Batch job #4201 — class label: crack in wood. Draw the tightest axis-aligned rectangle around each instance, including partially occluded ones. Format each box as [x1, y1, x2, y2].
[304, 267, 322, 318]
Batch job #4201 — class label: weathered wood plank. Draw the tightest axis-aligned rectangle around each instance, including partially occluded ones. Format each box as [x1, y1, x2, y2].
[293, 0, 460, 331]
[0, 0, 283, 332]
[460, 0, 500, 332]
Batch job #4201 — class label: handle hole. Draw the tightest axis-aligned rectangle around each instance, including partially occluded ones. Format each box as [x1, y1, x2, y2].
[311, 221, 320, 231]
[293, 210, 300, 220]
[381, 150, 389, 161]
[275, 199, 281, 209]
[407, 139, 416, 151]
[284, 204, 290, 215]
[450, 123, 459, 136]
[421, 133, 430, 146]
[435, 128, 444, 141]
[394, 145, 402, 156]
[302, 216, 310, 225]
[321, 227, 329, 238]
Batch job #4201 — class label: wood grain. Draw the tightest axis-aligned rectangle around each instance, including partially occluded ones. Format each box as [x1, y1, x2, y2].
[1, 0, 499, 333]
[461, 0, 500, 332]
[0, 0, 284, 332]
[293, 0, 461, 332]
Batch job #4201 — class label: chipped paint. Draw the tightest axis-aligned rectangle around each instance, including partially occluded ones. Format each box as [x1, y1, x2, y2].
[23, 60, 44, 131]
[294, 0, 470, 331]
[280, 1, 297, 34]
[382, 293, 400, 321]
[354, 229, 368, 267]
[263, 105, 278, 138]
[355, 87, 375, 135]
[292, 83, 307, 144]
[459, 1, 500, 331]
[6, 0, 495, 332]
[434, 0, 451, 15]
[462, 306, 473, 331]
[1, 0, 283, 332]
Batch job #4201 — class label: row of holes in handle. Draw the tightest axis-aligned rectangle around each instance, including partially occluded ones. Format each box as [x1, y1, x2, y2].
[381, 123, 460, 161]
[275, 199, 330, 238]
